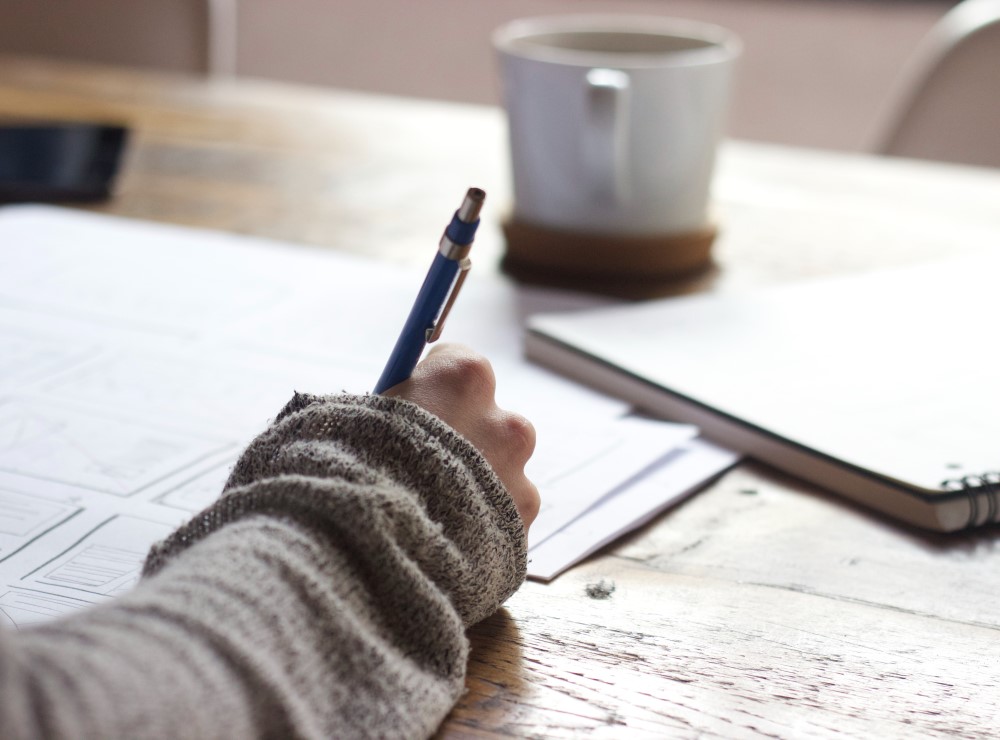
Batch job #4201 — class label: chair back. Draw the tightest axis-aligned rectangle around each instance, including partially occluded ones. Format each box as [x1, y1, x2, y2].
[872, 0, 1000, 168]
[0, 0, 235, 77]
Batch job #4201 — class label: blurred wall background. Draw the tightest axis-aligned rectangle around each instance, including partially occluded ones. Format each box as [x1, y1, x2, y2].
[0, 0, 954, 151]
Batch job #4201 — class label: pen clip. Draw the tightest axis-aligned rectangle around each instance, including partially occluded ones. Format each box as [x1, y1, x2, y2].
[426, 257, 471, 343]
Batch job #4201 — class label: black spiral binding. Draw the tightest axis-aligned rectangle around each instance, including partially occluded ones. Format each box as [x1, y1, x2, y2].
[941, 472, 1000, 528]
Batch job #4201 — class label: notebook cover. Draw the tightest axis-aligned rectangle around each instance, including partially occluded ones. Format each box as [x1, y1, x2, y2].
[526, 251, 1000, 531]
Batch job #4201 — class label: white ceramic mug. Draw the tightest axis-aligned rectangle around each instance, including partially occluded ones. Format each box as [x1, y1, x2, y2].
[494, 15, 741, 236]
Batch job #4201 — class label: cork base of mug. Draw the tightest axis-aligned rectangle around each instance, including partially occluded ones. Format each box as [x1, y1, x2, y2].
[500, 218, 718, 299]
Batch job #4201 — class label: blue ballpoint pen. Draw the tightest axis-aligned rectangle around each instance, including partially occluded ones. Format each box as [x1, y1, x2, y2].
[374, 187, 485, 393]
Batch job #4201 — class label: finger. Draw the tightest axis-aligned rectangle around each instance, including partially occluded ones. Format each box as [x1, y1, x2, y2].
[510, 476, 541, 528]
[413, 346, 496, 401]
[424, 341, 466, 359]
[492, 409, 536, 467]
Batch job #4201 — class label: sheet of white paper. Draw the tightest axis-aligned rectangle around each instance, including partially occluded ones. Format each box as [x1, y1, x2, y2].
[0, 205, 717, 624]
[0, 495, 187, 627]
[527, 438, 740, 581]
[527, 417, 697, 548]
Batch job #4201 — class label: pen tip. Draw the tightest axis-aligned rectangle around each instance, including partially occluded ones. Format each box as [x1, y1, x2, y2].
[458, 187, 486, 223]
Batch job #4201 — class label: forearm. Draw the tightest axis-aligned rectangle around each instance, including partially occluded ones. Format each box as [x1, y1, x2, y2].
[5, 516, 463, 739]
[0, 394, 527, 739]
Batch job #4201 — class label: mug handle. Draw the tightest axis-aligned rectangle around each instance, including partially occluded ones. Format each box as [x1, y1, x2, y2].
[583, 68, 630, 204]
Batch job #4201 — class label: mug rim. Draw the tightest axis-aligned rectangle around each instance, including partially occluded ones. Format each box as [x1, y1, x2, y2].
[492, 14, 742, 69]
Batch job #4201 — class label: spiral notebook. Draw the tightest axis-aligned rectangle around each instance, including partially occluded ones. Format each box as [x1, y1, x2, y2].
[526, 250, 1000, 532]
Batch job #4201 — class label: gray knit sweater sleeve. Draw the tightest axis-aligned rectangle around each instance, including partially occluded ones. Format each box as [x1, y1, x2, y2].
[0, 393, 527, 740]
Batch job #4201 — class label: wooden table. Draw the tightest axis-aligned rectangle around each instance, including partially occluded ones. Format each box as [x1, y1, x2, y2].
[4, 56, 1000, 738]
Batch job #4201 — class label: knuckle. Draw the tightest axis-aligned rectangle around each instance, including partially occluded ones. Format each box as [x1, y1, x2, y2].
[445, 353, 496, 395]
[498, 412, 536, 459]
[521, 483, 541, 525]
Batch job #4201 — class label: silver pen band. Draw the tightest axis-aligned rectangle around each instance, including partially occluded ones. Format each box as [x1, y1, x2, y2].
[438, 235, 473, 260]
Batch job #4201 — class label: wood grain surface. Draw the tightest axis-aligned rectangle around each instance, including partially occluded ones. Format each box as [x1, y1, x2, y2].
[3, 55, 999, 739]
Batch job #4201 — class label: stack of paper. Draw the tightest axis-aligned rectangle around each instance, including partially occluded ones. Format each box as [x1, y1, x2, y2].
[0, 207, 737, 626]
[527, 435, 737, 580]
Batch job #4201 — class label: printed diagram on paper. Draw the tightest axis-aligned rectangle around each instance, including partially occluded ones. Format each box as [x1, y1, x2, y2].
[0, 207, 738, 621]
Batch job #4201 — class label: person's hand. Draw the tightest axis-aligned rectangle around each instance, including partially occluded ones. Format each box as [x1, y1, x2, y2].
[383, 343, 540, 529]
